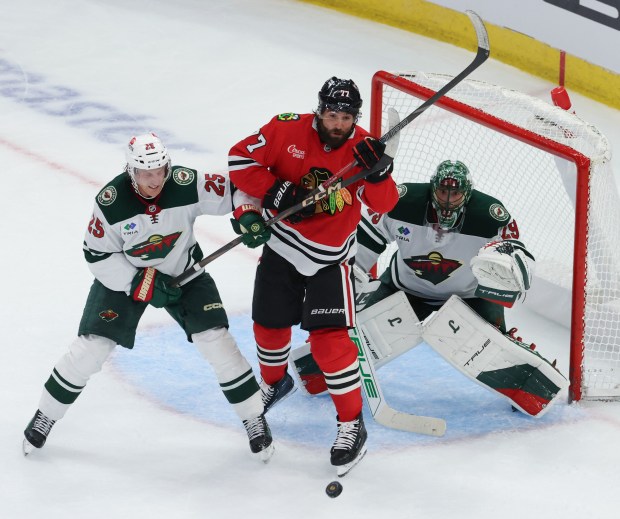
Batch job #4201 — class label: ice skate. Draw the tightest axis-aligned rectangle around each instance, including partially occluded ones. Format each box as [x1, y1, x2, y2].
[260, 372, 296, 413]
[330, 413, 368, 477]
[23, 410, 56, 456]
[243, 413, 274, 462]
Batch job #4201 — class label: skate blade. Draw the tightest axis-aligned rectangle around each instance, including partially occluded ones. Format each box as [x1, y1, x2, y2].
[259, 443, 275, 463]
[22, 438, 36, 456]
[336, 445, 368, 478]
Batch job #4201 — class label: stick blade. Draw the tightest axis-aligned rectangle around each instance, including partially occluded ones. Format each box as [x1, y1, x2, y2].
[384, 107, 401, 158]
[465, 10, 490, 55]
[375, 407, 447, 436]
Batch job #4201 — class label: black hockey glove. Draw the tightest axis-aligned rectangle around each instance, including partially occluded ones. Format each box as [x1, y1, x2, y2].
[131, 267, 182, 308]
[230, 205, 271, 249]
[262, 179, 315, 224]
[353, 136, 389, 170]
[365, 161, 394, 183]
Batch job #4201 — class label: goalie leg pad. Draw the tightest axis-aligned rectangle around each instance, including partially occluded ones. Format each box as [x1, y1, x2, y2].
[423, 295, 567, 417]
[357, 291, 423, 369]
[289, 291, 422, 395]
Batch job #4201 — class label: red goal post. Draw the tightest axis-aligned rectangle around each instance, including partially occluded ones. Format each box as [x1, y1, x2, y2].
[369, 70, 619, 402]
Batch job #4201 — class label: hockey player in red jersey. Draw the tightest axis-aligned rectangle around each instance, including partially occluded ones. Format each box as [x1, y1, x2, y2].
[229, 76, 398, 475]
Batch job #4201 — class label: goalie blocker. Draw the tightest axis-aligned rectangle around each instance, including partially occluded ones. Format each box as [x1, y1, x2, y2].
[424, 295, 567, 417]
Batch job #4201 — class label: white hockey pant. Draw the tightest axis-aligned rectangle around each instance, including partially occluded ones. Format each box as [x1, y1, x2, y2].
[193, 327, 263, 421]
[39, 334, 116, 421]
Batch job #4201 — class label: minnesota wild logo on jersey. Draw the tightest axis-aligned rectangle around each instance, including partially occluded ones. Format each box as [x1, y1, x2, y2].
[403, 252, 463, 285]
[126, 232, 182, 260]
[98, 309, 119, 322]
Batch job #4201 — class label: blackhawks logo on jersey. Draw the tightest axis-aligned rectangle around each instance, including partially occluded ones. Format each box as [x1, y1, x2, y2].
[404, 252, 462, 285]
[126, 232, 182, 260]
[301, 167, 353, 216]
[277, 113, 300, 121]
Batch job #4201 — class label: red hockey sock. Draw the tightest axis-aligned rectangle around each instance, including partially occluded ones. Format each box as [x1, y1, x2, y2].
[253, 322, 292, 385]
[310, 328, 362, 422]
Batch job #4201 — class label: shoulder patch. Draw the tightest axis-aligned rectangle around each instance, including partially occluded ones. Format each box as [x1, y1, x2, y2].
[172, 167, 195, 185]
[277, 113, 300, 121]
[489, 203, 510, 221]
[397, 184, 408, 198]
[97, 186, 117, 206]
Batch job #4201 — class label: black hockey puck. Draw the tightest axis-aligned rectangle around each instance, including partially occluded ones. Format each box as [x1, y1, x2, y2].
[325, 480, 343, 498]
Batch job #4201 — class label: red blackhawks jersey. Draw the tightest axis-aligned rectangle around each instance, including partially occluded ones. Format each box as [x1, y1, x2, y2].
[228, 113, 398, 275]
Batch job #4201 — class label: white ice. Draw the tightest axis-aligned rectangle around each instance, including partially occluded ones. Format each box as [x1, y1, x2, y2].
[1, 1, 620, 518]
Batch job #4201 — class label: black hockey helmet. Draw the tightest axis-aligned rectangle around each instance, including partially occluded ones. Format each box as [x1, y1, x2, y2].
[317, 77, 362, 119]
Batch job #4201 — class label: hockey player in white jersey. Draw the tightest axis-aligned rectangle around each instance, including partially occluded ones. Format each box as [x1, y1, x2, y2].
[357, 160, 530, 325]
[23, 133, 274, 460]
[292, 160, 567, 418]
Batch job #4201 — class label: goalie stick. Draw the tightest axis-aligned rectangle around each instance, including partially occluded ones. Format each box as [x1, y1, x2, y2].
[352, 326, 447, 436]
[170, 10, 490, 287]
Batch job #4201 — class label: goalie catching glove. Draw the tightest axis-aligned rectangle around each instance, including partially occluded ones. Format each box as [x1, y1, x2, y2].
[470, 239, 535, 308]
[230, 205, 271, 249]
[131, 267, 182, 308]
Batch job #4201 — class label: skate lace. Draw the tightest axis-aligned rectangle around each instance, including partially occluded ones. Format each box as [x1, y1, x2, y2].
[261, 385, 274, 404]
[32, 412, 55, 436]
[333, 419, 360, 451]
[243, 416, 266, 440]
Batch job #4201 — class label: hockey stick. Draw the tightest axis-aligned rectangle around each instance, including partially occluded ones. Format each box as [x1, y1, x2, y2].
[352, 326, 447, 436]
[169, 137, 397, 287]
[170, 10, 489, 287]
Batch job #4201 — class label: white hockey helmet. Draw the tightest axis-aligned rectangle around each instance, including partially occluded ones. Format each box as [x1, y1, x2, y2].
[125, 132, 172, 193]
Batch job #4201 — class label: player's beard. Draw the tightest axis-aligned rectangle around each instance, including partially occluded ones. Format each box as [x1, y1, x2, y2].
[316, 118, 354, 149]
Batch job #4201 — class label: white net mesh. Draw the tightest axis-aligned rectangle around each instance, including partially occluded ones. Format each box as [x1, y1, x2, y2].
[372, 71, 620, 400]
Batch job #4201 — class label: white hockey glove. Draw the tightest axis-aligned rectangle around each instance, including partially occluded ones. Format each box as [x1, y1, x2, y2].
[470, 239, 535, 308]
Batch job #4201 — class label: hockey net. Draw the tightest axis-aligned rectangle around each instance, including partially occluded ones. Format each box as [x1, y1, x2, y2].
[370, 70, 620, 402]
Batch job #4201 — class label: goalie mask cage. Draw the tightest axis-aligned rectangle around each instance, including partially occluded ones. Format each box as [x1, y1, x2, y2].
[370, 71, 619, 402]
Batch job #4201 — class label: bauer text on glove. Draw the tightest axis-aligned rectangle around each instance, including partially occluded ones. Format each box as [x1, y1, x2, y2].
[262, 179, 314, 224]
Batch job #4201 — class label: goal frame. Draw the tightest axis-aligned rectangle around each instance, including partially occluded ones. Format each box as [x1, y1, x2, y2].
[370, 70, 593, 402]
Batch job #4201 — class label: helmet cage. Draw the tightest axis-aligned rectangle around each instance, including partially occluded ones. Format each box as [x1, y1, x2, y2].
[430, 160, 473, 230]
[125, 133, 172, 198]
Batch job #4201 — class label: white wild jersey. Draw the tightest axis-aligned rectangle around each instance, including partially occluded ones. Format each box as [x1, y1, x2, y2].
[83, 167, 255, 292]
[356, 183, 524, 302]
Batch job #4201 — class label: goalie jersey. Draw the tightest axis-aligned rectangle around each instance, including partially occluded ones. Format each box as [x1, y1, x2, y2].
[356, 183, 524, 302]
[83, 167, 254, 293]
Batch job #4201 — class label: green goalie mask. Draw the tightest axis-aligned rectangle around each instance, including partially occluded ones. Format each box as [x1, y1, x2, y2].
[430, 160, 473, 230]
